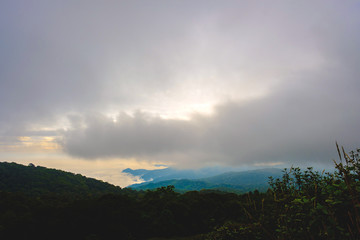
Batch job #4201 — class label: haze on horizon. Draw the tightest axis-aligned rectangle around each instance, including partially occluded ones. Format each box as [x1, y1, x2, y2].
[1, 0, 360, 186]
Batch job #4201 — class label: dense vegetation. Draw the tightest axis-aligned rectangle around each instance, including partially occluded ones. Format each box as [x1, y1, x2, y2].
[1, 146, 359, 239]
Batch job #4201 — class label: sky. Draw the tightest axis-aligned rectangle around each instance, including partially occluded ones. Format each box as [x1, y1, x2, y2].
[1, 1, 360, 187]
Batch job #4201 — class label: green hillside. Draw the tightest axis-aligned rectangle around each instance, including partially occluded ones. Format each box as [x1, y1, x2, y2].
[0, 162, 122, 197]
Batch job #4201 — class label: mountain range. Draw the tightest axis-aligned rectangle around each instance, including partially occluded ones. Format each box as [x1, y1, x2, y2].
[122, 166, 234, 182]
[125, 167, 283, 193]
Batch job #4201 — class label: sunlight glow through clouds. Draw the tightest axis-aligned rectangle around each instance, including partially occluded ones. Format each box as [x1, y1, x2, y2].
[0, 136, 59, 152]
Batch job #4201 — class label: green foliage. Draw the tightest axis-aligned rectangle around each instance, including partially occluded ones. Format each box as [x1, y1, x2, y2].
[262, 146, 360, 239]
[1, 146, 360, 239]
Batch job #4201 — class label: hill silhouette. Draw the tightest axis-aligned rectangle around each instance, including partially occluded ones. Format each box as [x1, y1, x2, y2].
[0, 162, 122, 197]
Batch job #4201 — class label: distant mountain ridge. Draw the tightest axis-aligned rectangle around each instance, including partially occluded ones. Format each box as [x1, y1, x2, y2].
[203, 168, 283, 185]
[123, 166, 233, 182]
[127, 168, 283, 193]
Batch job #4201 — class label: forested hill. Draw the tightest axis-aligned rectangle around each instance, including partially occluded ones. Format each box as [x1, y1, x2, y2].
[0, 148, 360, 239]
[0, 162, 122, 196]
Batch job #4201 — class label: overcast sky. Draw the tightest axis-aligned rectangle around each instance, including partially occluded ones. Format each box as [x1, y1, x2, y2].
[1, 1, 360, 186]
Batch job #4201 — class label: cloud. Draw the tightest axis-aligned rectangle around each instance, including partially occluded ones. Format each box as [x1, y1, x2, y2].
[61, 111, 200, 159]
[1, 1, 360, 168]
[1, 1, 354, 127]
[60, 65, 360, 167]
